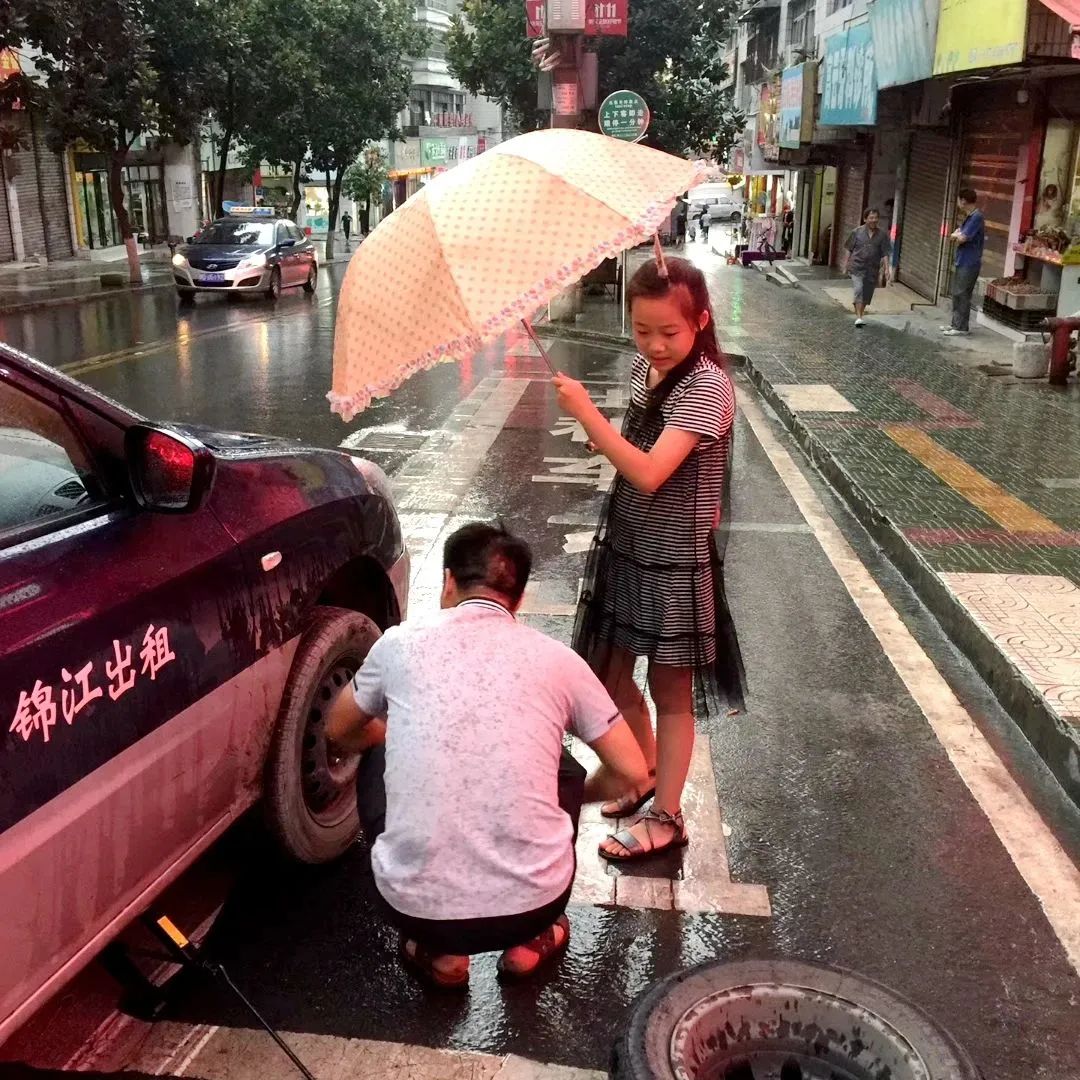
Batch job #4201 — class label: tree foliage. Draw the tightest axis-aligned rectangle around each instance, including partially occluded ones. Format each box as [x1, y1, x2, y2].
[448, 0, 541, 133]
[447, 0, 744, 158]
[343, 144, 388, 234]
[306, 0, 424, 259]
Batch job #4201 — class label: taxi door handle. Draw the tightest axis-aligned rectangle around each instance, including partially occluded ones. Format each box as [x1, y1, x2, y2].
[261, 551, 283, 572]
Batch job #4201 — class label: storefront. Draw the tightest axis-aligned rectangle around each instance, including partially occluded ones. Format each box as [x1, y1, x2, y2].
[991, 76, 1080, 327]
[73, 153, 167, 249]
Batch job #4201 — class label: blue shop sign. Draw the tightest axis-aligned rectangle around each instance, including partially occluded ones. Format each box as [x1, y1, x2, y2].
[868, 0, 940, 88]
[821, 23, 878, 127]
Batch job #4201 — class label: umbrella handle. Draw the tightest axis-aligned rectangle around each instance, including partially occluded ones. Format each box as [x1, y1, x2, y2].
[521, 319, 559, 377]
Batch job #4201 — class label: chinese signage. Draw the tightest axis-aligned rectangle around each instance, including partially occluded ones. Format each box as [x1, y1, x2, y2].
[821, 23, 878, 126]
[526, 0, 628, 39]
[933, 0, 1026, 74]
[9, 624, 176, 747]
[432, 112, 474, 129]
[599, 90, 649, 142]
[869, 0, 940, 88]
[421, 138, 448, 166]
[779, 64, 814, 149]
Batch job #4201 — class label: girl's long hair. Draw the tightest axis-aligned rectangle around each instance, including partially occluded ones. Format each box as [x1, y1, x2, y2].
[626, 256, 726, 409]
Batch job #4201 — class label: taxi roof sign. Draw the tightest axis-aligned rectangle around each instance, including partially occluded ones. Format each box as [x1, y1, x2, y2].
[226, 206, 275, 216]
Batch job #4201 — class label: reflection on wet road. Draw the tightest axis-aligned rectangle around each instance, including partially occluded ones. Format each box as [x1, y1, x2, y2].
[2, 259, 1079, 1079]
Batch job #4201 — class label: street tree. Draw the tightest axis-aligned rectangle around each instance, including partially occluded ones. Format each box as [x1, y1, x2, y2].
[342, 145, 389, 236]
[448, 0, 542, 133]
[26, 0, 211, 282]
[22, 0, 211, 282]
[447, 0, 744, 159]
[307, 0, 424, 261]
[233, 0, 315, 221]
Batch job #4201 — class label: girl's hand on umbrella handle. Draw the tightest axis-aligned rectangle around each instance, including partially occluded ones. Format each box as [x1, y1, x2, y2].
[552, 372, 591, 419]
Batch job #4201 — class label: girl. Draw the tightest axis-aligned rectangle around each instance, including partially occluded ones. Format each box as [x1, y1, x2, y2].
[553, 250, 745, 861]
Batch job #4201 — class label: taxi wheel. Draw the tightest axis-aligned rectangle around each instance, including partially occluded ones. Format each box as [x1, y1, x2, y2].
[177, 289, 195, 304]
[266, 268, 282, 302]
[264, 606, 381, 863]
[303, 263, 317, 293]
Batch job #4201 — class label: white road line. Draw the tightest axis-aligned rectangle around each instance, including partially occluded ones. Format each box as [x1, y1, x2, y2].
[130, 1022, 605, 1079]
[738, 388, 1080, 973]
[571, 738, 771, 917]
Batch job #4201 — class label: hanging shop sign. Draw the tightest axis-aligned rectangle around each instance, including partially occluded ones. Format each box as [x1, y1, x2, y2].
[526, 0, 628, 39]
[756, 79, 780, 159]
[869, 0, 940, 88]
[821, 23, 878, 127]
[933, 0, 1026, 75]
[779, 63, 815, 149]
[599, 90, 650, 142]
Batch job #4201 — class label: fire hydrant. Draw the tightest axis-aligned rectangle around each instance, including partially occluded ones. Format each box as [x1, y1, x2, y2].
[1043, 316, 1080, 386]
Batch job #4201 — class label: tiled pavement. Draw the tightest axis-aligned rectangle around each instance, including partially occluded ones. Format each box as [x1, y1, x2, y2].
[566, 258, 1080, 808]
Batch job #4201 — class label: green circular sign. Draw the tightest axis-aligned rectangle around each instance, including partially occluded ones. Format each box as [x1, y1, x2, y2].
[599, 90, 650, 142]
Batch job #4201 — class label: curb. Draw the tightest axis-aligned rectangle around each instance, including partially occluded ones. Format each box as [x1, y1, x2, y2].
[742, 352, 1080, 810]
[0, 281, 175, 316]
[533, 322, 632, 348]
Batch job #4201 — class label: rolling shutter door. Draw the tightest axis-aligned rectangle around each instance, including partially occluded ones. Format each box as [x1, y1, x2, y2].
[833, 150, 867, 269]
[898, 131, 951, 301]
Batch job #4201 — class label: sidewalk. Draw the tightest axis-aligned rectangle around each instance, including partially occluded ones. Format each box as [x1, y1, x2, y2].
[553, 252, 1080, 810]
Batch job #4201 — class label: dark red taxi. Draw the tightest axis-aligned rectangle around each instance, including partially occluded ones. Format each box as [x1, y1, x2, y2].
[0, 342, 408, 1042]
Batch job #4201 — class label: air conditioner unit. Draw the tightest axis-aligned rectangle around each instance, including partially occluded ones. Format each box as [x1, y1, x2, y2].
[546, 0, 586, 32]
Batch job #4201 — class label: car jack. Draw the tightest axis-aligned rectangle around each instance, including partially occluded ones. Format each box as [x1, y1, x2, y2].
[142, 912, 317, 1080]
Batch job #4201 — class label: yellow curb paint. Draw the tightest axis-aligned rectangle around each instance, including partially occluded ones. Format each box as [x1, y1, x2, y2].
[883, 423, 1063, 535]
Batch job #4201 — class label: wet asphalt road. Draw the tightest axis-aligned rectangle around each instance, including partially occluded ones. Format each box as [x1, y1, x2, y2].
[2, 259, 1080, 1078]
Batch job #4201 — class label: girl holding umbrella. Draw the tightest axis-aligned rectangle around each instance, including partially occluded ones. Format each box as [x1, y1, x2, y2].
[554, 248, 745, 862]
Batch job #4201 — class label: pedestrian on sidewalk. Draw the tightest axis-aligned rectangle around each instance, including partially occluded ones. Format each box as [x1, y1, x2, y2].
[673, 197, 688, 247]
[942, 188, 984, 337]
[341, 211, 353, 249]
[697, 206, 711, 245]
[842, 207, 892, 327]
[326, 522, 647, 990]
[552, 249, 746, 864]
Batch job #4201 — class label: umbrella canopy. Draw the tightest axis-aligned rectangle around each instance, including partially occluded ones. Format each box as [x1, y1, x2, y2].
[329, 128, 704, 420]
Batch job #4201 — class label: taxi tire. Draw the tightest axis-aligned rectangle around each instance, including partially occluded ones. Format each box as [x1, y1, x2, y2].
[264, 606, 381, 864]
[266, 268, 282, 302]
[303, 264, 317, 293]
[177, 289, 196, 304]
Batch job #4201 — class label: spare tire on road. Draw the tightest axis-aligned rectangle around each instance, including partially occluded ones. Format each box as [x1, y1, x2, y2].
[611, 959, 981, 1080]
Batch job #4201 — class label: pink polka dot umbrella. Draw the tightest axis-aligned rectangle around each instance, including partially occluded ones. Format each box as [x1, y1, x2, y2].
[329, 128, 705, 420]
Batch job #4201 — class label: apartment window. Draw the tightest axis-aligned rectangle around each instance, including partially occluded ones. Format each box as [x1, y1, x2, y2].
[789, 0, 815, 56]
[826, 0, 851, 14]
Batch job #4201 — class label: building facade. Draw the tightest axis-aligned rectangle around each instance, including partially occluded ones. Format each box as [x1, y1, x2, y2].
[726, 0, 1080, 330]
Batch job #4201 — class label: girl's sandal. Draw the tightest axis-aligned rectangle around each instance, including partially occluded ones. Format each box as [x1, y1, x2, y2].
[496, 914, 571, 982]
[600, 770, 657, 819]
[599, 808, 689, 863]
[400, 939, 469, 991]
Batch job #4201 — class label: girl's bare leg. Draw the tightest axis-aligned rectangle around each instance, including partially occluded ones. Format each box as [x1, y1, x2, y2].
[600, 663, 693, 856]
[599, 647, 656, 814]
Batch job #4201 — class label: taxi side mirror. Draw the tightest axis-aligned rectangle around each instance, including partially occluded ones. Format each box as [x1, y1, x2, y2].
[125, 425, 216, 513]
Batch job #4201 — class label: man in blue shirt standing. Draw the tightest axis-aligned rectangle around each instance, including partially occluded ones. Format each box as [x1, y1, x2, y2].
[943, 187, 984, 336]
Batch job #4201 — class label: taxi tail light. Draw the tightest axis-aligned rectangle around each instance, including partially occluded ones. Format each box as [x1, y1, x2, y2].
[125, 425, 216, 513]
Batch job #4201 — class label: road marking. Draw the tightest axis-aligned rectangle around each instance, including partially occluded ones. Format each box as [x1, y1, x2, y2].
[61, 296, 335, 376]
[740, 388, 1080, 973]
[884, 423, 1062, 535]
[571, 736, 771, 917]
[132, 1022, 604, 1079]
[532, 456, 615, 491]
[1039, 478, 1080, 490]
[773, 383, 859, 413]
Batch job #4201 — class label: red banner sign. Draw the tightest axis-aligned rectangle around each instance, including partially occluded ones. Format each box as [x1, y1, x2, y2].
[526, 0, 628, 38]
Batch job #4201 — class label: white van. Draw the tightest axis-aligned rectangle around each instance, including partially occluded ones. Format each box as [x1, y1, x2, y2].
[688, 184, 744, 223]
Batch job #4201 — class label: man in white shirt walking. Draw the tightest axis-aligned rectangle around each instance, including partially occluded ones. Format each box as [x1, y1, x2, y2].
[327, 522, 647, 989]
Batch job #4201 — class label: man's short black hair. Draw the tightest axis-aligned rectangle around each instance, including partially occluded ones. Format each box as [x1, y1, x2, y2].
[863, 206, 880, 220]
[443, 522, 533, 605]
[958, 187, 978, 204]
